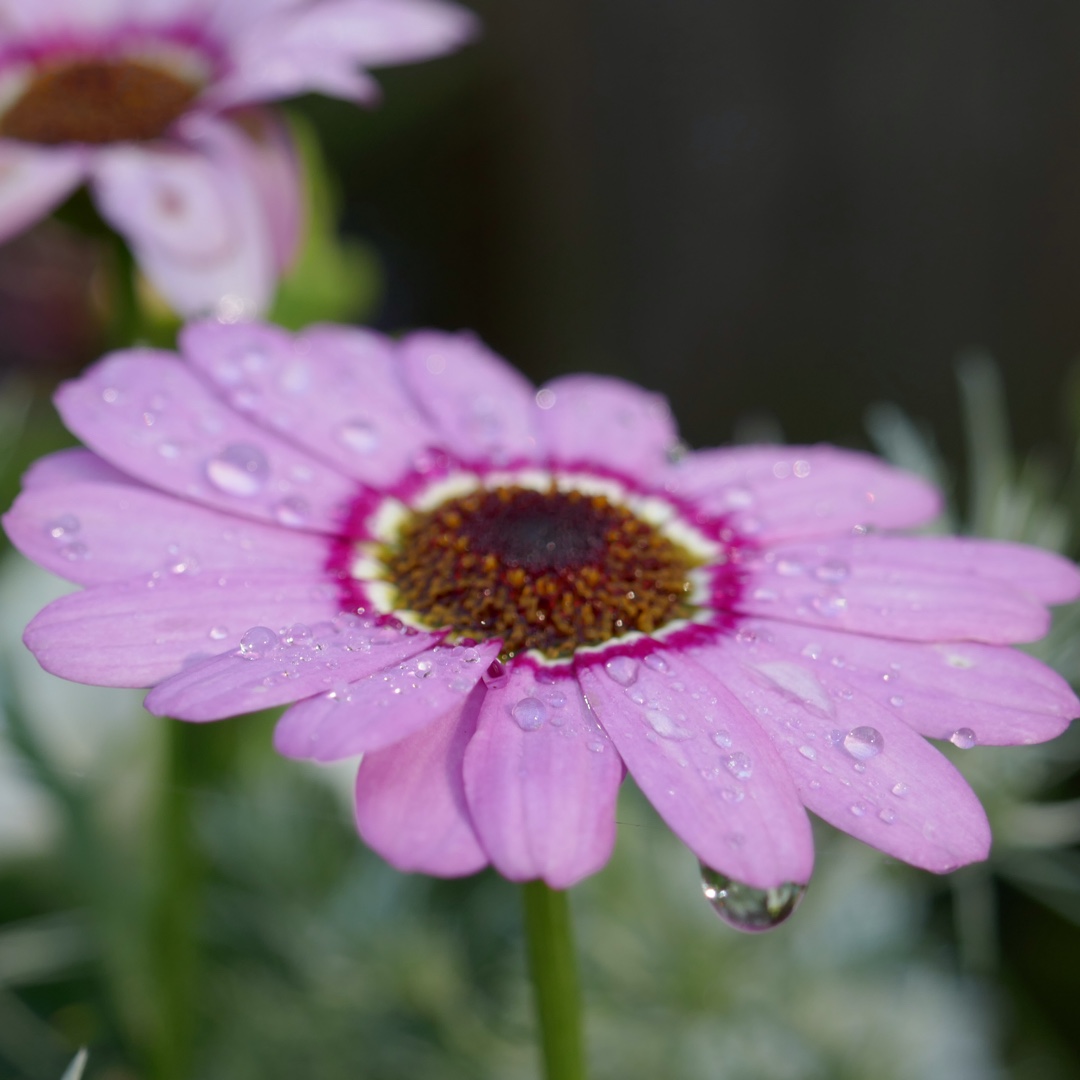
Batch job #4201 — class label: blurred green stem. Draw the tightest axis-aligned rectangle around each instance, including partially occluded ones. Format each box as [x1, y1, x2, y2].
[145, 720, 203, 1080]
[522, 881, 586, 1080]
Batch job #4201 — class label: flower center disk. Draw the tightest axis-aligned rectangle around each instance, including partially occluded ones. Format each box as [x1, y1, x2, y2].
[383, 485, 698, 659]
[0, 59, 200, 144]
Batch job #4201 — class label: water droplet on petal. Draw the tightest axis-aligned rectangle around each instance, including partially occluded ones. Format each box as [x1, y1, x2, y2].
[512, 697, 547, 731]
[700, 865, 806, 932]
[843, 726, 884, 761]
[273, 496, 309, 527]
[604, 655, 639, 686]
[339, 419, 379, 454]
[643, 653, 669, 673]
[238, 626, 278, 660]
[711, 730, 732, 749]
[950, 727, 977, 749]
[849, 802, 866, 817]
[205, 444, 269, 497]
[586, 739, 605, 753]
[208, 626, 228, 641]
[724, 751, 753, 780]
[891, 781, 908, 797]
[644, 709, 692, 740]
[878, 808, 896, 824]
[798, 745, 816, 760]
[45, 514, 80, 540]
[483, 658, 509, 689]
[889, 695, 904, 707]
[814, 560, 849, 582]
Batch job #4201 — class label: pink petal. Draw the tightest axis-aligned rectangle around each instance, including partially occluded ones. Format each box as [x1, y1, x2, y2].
[261, 0, 479, 66]
[146, 618, 442, 721]
[738, 538, 1052, 644]
[576, 650, 814, 890]
[0, 143, 85, 244]
[206, 0, 476, 109]
[398, 330, 541, 465]
[660, 445, 941, 542]
[23, 570, 342, 688]
[273, 639, 500, 760]
[180, 321, 433, 486]
[227, 107, 304, 272]
[536, 374, 678, 476]
[54, 350, 357, 531]
[3, 481, 329, 586]
[90, 122, 276, 318]
[744, 618, 1078, 746]
[20, 448, 138, 491]
[354, 686, 488, 877]
[834, 535, 1080, 606]
[462, 665, 622, 889]
[698, 640, 991, 872]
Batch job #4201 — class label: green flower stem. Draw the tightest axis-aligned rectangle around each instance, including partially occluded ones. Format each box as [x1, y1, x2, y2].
[145, 720, 202, 1080]
[522, 880, 586, 1080]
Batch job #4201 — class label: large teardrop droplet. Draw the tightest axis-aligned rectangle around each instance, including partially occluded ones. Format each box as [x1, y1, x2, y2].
[700, 864, 807, 932]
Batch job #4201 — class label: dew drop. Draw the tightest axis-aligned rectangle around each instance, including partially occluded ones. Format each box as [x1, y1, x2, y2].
[45, 514, 79, 540]
[700, 865, 806, 932]
[273, 496, 309, 527]
[891, 781, 909, 797]
[208, 626, 228, 641]
[711, 730, 732, 749]
[814, 560, 849, 583]
[849, 802, 866, 817]
[950, 727, 977, 750]
[512, 697, 547, 731]
[843, 726, 884, 761]
[238, 626, 278, 660]
[643, 653, 669, 673]
[604, 655, 639, 687]
[878, 808, 896, 824]
[205, 444, 269, 497]
[339, 419, 379, 454]
[644, 709, 692, 740]
[812, 594, 847, 617]
[60, 541, 88, 561]
[724, 751, 753, 780]
[483, 658, 510, 689]
[586, 739, 605, 753]
[798, 745, 816, 760]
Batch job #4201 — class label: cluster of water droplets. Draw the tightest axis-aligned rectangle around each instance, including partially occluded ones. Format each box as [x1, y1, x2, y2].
[44, 514, 88, 562]
[700, 863, 807, 932]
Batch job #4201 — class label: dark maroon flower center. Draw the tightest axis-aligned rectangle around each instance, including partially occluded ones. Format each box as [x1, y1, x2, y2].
[0, 59, 201, 145]
[383, 485, 699, 659]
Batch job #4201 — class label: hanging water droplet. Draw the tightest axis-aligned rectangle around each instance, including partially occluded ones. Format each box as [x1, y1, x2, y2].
[483, 658, 510, 689]
[843, 726, 884, 761]
[700, 865, 807, 932]
[950, 727, 977, 749]
[339, 418, 379, 454]
[238, 626, 278, 660]
[273, 496, 309, 527]
[604, 655, 639, 686]
[205, 444, 269, 497]
[724, 751, 753, 780]
[512, 697, 547, 731]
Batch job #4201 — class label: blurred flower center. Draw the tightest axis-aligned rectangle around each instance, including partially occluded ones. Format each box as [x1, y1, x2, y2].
[383, 485, 698, 659]
[0, 59, 202, 144]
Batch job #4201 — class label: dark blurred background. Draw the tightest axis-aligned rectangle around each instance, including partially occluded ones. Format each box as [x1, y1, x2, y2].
[301, 0, 1080, 461]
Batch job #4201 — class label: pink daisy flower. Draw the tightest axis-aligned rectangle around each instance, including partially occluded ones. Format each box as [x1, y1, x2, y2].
[0, 0, 477, 317]
[5, 322, 1079, 921]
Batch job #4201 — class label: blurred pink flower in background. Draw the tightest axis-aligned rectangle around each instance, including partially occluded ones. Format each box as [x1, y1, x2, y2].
[0, 0, 477, 317]
[4, 323, 1078, 903]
